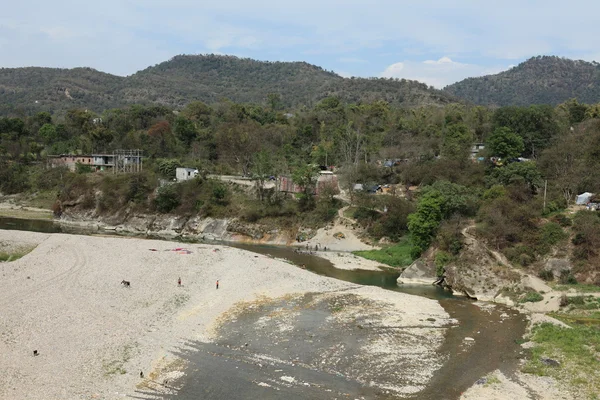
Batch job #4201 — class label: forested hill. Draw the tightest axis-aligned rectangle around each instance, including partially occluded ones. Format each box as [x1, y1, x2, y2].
[0, 55, 457, 115]
[444, 56, 600, 106]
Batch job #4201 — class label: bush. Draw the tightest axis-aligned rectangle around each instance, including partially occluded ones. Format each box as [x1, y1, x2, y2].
[154, 185, 181, 213]
[519, 291, 543, 303]
[539, 222, 566, 247]
[76, 163, 93, 174]
[559, 294, 569, 307]
[559, 269, 577, 285]
[0, 163, 31, 194]
[434, 251, 451, 277]
[552, 213, 572, 227]
[538, 269, 554, 281]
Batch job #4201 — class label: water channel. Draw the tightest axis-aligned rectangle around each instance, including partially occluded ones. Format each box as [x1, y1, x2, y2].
[0, 216, 527, 399]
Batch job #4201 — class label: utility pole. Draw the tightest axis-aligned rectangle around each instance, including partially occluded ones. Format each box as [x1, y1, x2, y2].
[543, 180, 548, 212]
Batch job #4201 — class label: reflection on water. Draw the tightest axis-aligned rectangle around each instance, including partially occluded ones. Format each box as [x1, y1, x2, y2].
[231, 242, 454, 300]
[0, 216, 62, 233]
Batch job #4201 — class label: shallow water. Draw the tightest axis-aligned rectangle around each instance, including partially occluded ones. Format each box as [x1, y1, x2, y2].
[1, 216, 527, 399]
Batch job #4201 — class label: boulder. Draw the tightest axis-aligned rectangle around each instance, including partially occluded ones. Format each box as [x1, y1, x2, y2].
[543, 258, 572, 279]
[397, 259, 437, 285]
[444, 233, 521, 301]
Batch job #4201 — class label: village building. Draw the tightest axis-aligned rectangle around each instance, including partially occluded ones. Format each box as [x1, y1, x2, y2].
[279, 171, 340, 195]
[47, 152, 142, 173]
[470, 143, 485, 159]
[176, 167, 198, 182]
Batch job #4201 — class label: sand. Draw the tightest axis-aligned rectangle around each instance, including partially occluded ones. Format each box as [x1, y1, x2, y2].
[315, 251, 384, 271]
[0, 230, 448, 400]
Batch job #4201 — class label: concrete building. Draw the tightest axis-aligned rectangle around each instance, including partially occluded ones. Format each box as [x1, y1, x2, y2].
[48, 152, 142, 173]
[176, 167, 198, 182]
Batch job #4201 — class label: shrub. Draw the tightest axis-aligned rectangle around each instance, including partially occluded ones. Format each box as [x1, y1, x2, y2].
[520, 291, 543, 303]
[559, 294, 569, 307]
[538, 269, 554, 281]
[539, 222, 567, 247]
[154, 185, 181, 213]
[76, 163, 93, 174]
[434, 251, 451, 277]
[552, 213, 572, 227]
[559, 269, 577, 285]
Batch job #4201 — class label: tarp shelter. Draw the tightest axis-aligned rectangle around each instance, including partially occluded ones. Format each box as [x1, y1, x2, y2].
[576, 192, 594, 205]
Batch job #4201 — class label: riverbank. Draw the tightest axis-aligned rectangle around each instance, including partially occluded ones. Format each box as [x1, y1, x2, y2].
[0, 203, 53, 220]
[0, 230, 452, 399]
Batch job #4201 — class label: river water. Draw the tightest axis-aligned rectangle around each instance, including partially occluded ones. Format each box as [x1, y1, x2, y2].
[0, 216, 527, 399]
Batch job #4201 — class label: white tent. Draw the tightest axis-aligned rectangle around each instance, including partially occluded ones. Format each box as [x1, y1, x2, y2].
[576, 192, 593, 205]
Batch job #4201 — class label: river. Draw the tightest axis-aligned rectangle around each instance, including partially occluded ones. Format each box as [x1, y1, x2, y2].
[0, 216, 527, 399]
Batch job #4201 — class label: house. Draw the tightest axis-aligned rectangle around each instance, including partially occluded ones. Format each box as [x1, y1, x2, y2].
[48, 152, 142, 172]
[278, 172, 339, 195]
[279, 176, 303, 194]
[316, 171, 339, 195]
[470, 143, 485, 159]
[176, 168, 198, 182]
[92, 154, 115, 171]
[576, 192, 594, 205]
[47, 155, 93, 171]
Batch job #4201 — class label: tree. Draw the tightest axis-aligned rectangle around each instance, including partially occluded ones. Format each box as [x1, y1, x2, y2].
[251, 150, 274, 202]
[487, 127, 524, 159]
[488, 162, 543, 193]
[38, 123, 58, 144]
[174, 116, 197, 146]
[408, 181, 475, 256]
[442, 123, 472, 162]
[291, 164, 319, 211]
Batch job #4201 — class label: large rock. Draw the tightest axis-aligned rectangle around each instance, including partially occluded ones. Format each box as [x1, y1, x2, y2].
[543, 258, 572, 279]
[397, 259, 437, 285]
[444, 234, 521, 302]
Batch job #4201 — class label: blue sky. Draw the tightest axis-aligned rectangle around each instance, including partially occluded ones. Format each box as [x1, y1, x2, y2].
[1, 0, 600, 88]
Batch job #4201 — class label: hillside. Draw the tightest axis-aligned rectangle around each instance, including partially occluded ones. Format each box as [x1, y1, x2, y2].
[0, 55, 457, 115]
[444, 56, 600, 106]
[0, 67, 126, 116]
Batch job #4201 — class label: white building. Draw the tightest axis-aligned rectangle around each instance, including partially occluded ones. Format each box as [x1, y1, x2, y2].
[176, 168, 198, 182]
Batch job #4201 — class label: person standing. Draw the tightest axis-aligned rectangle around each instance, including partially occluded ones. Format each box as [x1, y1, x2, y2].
[178, 277, 182, 286]
[216, 280, 219, 289]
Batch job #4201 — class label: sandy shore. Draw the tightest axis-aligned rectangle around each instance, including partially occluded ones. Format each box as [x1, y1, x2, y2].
[0, 230, 449, 399]
[315, 250, 384, 271]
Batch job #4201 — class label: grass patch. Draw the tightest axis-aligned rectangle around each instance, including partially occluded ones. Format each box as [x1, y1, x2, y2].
[0, 246, 36, 262]
[353, 237, 414, 267]
[553, 284, 600, 293]
[343, 206, 358, 219]
[523, 316, 600, 399]
[102, 343, 138, 376]
[0, 207, 53, 220]
[519, 290, 544, 303]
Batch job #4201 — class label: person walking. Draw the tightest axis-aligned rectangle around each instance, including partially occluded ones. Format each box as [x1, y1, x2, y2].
[178, 277, 182, 286]
[216, 280, 219, 289]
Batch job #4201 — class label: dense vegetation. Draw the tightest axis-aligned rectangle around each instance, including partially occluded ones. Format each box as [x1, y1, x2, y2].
[2, 91, 600, 284]
[0, 55, 456, 116]
[445, 56, 600, 106]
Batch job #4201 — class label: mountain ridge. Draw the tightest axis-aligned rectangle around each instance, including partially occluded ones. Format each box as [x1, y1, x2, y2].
[0, 54, 457, 115]
[444, 55, 600, 106]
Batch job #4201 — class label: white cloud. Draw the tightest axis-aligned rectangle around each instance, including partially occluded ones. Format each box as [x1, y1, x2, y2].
[381, 57, 508, 88]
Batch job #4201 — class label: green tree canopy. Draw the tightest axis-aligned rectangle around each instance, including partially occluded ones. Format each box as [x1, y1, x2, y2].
[487, 127, 525, 159]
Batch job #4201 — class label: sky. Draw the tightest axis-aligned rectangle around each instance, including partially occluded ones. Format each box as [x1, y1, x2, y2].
[2, 0, 600, 88]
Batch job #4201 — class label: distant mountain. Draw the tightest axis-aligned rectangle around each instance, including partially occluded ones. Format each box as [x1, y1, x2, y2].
[0, 55, 457, 115]
[444, 56, 600, 106]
